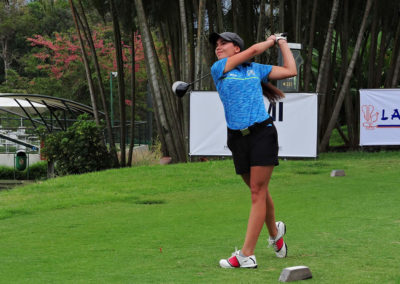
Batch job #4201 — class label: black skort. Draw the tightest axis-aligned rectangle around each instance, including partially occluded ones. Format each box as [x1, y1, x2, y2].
[227, 122, 279, 175]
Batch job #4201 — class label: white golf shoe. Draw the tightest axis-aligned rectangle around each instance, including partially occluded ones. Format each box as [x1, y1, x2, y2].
[219, 249, 257, 268]
[268, 221, 287, 258]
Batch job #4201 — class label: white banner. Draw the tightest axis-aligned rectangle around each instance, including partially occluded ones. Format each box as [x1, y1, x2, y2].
[189, 92, 318, 157]
[360, 89, 400, 146]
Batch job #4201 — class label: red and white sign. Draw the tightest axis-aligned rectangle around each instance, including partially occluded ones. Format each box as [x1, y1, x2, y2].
[359, 89, 400, 146]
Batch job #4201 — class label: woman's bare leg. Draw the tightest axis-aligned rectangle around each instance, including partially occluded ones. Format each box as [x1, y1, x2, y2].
[240, 166, 276, 256]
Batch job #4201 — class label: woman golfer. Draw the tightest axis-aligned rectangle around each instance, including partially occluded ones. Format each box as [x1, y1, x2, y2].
[209, 31, 297, 268]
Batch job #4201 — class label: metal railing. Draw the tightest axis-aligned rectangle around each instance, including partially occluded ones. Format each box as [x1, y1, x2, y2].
[107, 121, 151, 146]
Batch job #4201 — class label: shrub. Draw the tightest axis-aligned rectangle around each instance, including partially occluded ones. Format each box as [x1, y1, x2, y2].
[27, 161, 48, 180]
[41, 114, 112, 175]
[0, 161, 47, 180]
[0, 166, 16, 180]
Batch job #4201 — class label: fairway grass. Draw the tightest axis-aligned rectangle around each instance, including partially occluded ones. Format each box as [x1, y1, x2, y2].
[0, 151, 399, 283]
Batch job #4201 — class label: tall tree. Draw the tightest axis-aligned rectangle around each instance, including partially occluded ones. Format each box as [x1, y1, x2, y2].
[109, 0, 127, 166]
[340, 0, 357, 148]
[127, 28, 136, 166]
[75, 0, 119, 167]
[319, 0, 373, 151]
[179, 0, 189, 82]
[68, 0, 100, 125]
[134, 0, 186, 162]
[0, 1, 22, 82]
[367, 0, 378, 88]
[390, 16, 400, 87]
[295, 0, 301, 43]
[194, 0, 206, 90]
[215, 0, 224, 32]
[256, 0, 266, 42]
[303, 0, 317, 91]
[256, 0, 267, 63]
[315, 0, 339, 138]
[279, 0, 285, 31]
[385, 11, 400, 87]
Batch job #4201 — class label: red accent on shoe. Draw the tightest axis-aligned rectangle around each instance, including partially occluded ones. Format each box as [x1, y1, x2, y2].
[228, 256, 240, 267]
[276, 238, 284, 251]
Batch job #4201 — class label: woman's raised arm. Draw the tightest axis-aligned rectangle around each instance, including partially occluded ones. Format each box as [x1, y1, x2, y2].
[223, 35, 277, 73]
[268, 41, 297, 80]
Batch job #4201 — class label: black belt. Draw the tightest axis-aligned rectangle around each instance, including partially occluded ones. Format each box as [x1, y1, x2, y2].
[228, 117, 274, 136]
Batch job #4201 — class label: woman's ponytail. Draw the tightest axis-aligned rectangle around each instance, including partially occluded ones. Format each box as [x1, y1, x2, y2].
[261, 82, 285, 104]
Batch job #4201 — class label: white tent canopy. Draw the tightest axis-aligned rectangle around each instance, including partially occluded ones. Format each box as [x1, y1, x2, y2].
[0, 93, 98, 132]
[0, 97, 47, 115]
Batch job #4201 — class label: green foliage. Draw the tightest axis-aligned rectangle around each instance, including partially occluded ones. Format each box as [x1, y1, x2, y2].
[0, 69, 30, 93]
[329, 125, 348, 147]
[0, 161, 47, 180]
[0, 165, 16, 180]
[26, 0, 72, 36]
[28, 161, 48, 180]
[42, 114, 111, 175]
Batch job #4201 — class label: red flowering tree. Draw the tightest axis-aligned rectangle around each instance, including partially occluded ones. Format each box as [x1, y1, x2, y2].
[27, 25, 145, 85]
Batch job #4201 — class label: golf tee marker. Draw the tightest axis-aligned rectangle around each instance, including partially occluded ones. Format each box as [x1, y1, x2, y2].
[330, 169, 345, 177]
[279, 266, 312, 282]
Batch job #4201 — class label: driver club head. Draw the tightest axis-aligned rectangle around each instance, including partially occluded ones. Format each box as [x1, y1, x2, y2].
[172, 81, 191, 97]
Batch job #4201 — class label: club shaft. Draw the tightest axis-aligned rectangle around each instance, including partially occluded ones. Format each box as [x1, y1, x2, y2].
[188, 72, 211, 85]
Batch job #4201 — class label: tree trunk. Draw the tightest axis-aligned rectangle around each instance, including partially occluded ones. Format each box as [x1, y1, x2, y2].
[367, 0, 378, 88]
[127, 29, 136, 167]
[194, 0, 206, 90]
[267, 0, 276, 61]
[110, 0, 127, 167]
[319, 0, 373, 152]
[75, 0, 119, 167]
[391, 47, 400, 87]
[167, 17, 180, 81]
[0, 39, 10, 83]
[336, 0, 349, 91]
[231, 0, 237, 33]
[179, 0, 189, 81]
[187, 0, 195, 83]
[134, 0, 186, 163]
[216, 0, 224, 32]
[375, 17, 389, 87]
[340, 0, 356, 148]
[269, 0, 274, 32]
[385, 17, 400, 87]
[295, 0, 301, 43]
[255, 0, 266, 62]
[315, 0, 339, 139]
[327, 32, 338, 113]
[279, 0, 285, 32]
[158, 23, 173, 87]
[0, 1, 14, 84]
[303, 0, 317, 92]
[257, 0, 266, 42]
[68, 0, 100, 125]
[391, 15, 400, 87]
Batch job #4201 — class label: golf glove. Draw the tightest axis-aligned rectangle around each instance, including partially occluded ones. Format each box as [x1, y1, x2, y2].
[274, 33, 287, 43]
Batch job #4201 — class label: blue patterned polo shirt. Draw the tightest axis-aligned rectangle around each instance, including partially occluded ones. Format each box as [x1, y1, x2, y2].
[211, 57, 273, 130]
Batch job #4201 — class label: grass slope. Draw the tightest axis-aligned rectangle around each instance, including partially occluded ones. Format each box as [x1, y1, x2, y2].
[0, 151, 400, 283]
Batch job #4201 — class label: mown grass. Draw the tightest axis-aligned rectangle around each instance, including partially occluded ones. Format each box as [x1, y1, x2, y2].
[0, 151, 399, 283]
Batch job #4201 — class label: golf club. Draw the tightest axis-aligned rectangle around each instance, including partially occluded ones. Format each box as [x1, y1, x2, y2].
[172, 32, 288, 98]
[172, 73, 211, 97]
